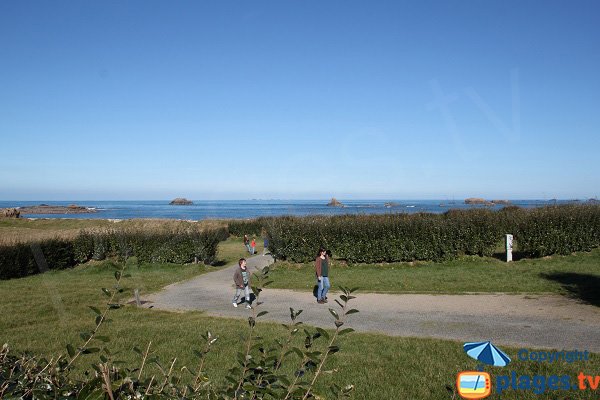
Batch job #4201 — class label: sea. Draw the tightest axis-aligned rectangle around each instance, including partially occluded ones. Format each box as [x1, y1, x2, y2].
[0, 199, 573, 220]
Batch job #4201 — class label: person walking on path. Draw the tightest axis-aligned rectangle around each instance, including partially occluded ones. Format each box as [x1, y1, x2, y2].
[315, 247, 331, 304]
[243, 235, 251, 254]
[232, 258, 252, 309]
[263, 236, 269, 255]
[251, 237, 256, 255]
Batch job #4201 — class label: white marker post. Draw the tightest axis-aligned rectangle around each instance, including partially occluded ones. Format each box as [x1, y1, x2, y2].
[506, 234, 513, 262]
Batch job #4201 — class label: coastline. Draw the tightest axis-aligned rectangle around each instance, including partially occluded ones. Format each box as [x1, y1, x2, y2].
[0, 199, 579, 221]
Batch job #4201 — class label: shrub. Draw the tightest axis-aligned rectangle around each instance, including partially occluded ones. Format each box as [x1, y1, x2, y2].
[72, 227, 228, 265]
[0, 227, 228, 280]
[0, 239, 74, 280]
[227, 217, 273, 237]
[514, 205, 600, 257]
[265, 205, 600, 263]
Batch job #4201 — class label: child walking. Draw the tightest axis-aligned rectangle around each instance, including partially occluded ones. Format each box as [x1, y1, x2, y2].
[232, 258, 252, 309]
[251, 237, 256, 255]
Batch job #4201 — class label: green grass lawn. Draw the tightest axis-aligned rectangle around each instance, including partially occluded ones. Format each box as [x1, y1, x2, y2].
[267, 248, 600, 301]
[216, 236, 265, 266]
[1, 256, 599, 399]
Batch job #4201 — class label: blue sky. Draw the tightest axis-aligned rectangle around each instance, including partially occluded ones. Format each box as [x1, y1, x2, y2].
[1, 0, 599, 200]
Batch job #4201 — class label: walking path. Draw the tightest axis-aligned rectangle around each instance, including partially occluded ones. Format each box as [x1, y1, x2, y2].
[144, 255, 600, 353]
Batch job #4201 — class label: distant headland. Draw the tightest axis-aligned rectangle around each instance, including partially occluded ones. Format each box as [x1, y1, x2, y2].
[8, 204, 97, 215]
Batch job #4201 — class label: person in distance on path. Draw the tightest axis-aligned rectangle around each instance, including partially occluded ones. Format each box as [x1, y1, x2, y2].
[315, 247, 331, 304]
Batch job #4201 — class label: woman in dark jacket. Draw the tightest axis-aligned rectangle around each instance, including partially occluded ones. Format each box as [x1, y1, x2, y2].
[315, 247, 331, 304]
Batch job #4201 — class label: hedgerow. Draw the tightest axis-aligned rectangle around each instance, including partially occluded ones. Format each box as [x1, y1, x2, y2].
[265, 205, 600, 263]
[0, 227, 228, 280]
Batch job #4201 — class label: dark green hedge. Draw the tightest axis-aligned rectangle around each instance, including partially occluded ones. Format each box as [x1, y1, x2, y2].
[227, 217, 272, 237]
[265, 210, 504, 263]
[514, 205, 600, 257]
[0, 239, 75, 280]
[0, 227, 228, 280]
[265, 205, 600, 263]
[74, 227, 228, 264]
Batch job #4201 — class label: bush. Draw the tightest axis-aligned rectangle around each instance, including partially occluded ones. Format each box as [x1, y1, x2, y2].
[514, 205, 600, 257]
[265, 205, 600, 263]
[72, 227, 228, 265]
[227, 217, 273, 237]
[0, 227, 229, 280]
[0, 239, 75, 280]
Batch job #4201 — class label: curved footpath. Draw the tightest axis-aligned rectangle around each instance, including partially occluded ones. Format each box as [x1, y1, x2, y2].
[144, 255, 600, 353]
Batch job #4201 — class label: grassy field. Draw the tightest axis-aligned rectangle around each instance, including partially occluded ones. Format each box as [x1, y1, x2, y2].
[1, 260, 599, 399]
[0, 218, 227, 245]
[267, 249, 600, 301]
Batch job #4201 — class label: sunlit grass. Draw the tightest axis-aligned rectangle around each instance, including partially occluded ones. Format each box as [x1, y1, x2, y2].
[0, 261, 598, 399]
[0, 218, 228, 245]
[266, 248, 600, 297]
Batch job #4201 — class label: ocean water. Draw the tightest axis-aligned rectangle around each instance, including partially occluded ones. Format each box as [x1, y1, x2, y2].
[0, 200, 570, 220]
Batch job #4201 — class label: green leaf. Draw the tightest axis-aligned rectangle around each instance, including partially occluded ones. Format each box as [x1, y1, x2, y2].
[88, 306, 101, 315]
[345, 309, 359, 315]
[257, 311, 268, 317]
[95, 336, 110, 343]
[101, 288, 111, 297]
[338, 328, 355, 336]
[82, 347, 100, 354]
[67, 344, 76, 358]
[315, 327, 330, 340]
[328, 308, 339, 320]
[90, 364, 102, 373]
[114, 271, 121, 280]
[288, 347, 303, 358]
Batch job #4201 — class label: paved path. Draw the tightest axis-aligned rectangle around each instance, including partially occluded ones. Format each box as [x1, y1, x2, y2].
[144, 255, 600, 353]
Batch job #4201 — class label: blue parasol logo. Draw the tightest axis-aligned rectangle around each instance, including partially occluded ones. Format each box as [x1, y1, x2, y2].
[463, 341, 511, 367]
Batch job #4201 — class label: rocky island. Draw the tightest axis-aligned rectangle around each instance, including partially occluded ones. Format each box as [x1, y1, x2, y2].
[169, 198, 193, 205]
[326, 197, 344, 207]
[464, 198, 511, 206]
[16, 204, 96, 215]
[1, 208, 20, 218]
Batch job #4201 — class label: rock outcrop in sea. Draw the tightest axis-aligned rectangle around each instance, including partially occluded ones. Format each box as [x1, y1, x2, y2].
[16, 204, 96, 214]
[465, 198, 511, 206]
[170, 198, 193, 205]
[1, 208, 20, 218]
[326, 198, 344, 207]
